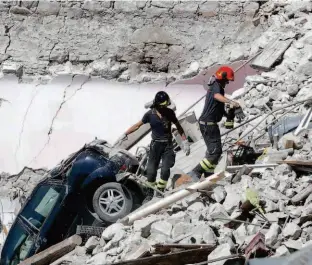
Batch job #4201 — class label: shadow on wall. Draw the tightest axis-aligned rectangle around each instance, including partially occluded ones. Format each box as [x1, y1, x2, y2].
[177, 61, 262, 95]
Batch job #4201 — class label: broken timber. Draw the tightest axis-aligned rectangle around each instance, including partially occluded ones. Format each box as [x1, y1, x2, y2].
[110, 247, 214, 265]
[153, 243, 215, 254]
[251, 37, 293, 71]
[19, 235, 82, 265]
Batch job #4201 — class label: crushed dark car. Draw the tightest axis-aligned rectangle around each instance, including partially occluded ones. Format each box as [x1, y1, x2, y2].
[0, 139, 147, 265]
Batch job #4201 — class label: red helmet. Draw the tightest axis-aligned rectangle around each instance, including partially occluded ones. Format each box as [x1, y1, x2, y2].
[215, 66, 234, 81]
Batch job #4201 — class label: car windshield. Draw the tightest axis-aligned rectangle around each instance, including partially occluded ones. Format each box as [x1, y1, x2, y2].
[1, 221, 35, 265]
[19, 185, 62, 230]
[1, 185, 63, 264]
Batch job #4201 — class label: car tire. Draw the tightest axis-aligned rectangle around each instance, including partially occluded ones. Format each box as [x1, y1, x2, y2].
[92, 182, 133, 223]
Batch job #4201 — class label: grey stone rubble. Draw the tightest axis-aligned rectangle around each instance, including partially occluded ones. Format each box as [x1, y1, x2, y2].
[0, 0, 265, 83]
[1, 0, 312, 264]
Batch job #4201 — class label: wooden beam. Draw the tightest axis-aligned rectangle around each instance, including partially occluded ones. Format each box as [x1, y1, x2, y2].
[153, 244, 215, 254]
[251, 38, 293, 71]
[19, 235, 82, 265]
[111, 247, 214, 265]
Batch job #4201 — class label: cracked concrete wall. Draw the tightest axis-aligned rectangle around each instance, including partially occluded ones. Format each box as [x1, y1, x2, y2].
[0, 74, 209, 174]
[0, 0, 263, 82]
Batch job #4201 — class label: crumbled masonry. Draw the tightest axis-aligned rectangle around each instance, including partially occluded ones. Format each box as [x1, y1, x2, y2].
[1, 0, 312, 264]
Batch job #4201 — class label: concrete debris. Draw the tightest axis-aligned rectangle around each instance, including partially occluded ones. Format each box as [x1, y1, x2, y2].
[265, 223, 280, 247]
[85, 236, 100, 252]
[282, 223, 302, 240]
[283, 239, 303, 250]
[274, 245, 290, 257]
[3, 0, 312, 264]
[150, 221, 173, 237]
[211, 186, 227, 203]
[102, 223, 125, 241]
[207, 243, 232, 265]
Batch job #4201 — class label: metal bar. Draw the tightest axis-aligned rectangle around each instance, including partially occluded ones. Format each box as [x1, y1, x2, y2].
[237, 99, 311, 142]
[294, 106, 312, 136]
[254, 104, 299, 141]
[226, 163, 278, 172]
[119, 172, 224, 225]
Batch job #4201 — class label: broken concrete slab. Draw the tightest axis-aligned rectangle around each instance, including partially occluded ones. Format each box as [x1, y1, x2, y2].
[282, 223, 301, 240]
[150, 221, 173, 237]
[265, 223, 281, 247]
[251, 38, 293, 71]
[207, 243, 232, 265]
[211, 186, 227, 203]
[283, 239, 303, 250]
[274, 245, 290, 257]
[85, 236, 100, 252]
[102, 223, 125, 241]
[133, 215, 161, 238]
[171, 222, 193, 239]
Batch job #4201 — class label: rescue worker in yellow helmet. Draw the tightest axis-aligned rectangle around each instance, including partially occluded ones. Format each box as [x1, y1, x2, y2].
[122, 91, 190, 200]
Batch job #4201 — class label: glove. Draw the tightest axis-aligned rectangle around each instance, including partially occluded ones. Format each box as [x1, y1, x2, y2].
[234, 106, 246, 121]
[182, 140, 190, 156]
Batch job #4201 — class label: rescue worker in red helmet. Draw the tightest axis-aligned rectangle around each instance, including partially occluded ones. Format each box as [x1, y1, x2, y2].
[122, 91, 190, 200]
[190, 66, 241, 178]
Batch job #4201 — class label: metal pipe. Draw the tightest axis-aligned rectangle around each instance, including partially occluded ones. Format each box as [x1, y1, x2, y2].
[221, 114, 262, 138]
[119, 172, 224, 225]
[254, 104, 299, 141]
[226, 163, 278, 172]
[237, 98, 312, 142]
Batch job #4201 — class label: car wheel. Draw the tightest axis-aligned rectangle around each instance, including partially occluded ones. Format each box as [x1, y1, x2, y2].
[92, 182, 133, 223]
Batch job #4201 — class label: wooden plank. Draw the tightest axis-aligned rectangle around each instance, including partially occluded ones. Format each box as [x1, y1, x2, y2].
[251, 38, 293, 70]
[111, 247, 214, 265]
[153, 244, 215, 253]
[19, 235, 82, 265]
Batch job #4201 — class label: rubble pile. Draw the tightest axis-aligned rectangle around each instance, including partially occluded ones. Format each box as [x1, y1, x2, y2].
[1, 0, 312, 264]
[0, 167, 47, 203]
[53, 1, 312, 264]
[56, 163, 312, 265]
[0, 0, 264, 82]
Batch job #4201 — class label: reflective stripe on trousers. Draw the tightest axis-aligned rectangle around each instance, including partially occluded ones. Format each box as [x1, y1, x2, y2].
[200, 158, 216, 173]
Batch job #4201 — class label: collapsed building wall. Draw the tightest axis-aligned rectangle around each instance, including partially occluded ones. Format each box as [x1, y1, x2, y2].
[0, 0, 263, 82]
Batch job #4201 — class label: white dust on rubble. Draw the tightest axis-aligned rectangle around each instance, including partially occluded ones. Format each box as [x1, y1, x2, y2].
[2, 0, 312, 263]
[68, 1, 312, 264]
[0, 0, 263, 83]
